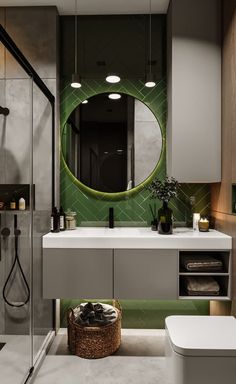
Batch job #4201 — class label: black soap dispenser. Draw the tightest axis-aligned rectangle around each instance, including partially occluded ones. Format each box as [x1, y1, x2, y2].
[51, 207, 60, 233]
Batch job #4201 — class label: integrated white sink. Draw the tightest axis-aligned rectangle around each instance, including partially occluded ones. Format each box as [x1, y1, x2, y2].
[63, 227, 144, 236]
[43, 227, 232, 250]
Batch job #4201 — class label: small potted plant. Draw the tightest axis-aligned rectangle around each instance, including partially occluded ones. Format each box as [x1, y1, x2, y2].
[147, 176, 179, 234]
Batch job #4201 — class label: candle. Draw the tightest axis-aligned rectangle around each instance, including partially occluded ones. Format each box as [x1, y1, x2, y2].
[198, 217, 209, 232]
[193, 213, 200, 231]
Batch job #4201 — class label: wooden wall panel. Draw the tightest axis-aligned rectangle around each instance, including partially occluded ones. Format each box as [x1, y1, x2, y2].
[211, 211, 236, 315]
[211, 1, 236, 214]
[211, 0, 236, 315]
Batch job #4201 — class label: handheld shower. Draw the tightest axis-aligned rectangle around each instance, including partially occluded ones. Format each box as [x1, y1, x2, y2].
[2, 214, 30, 307]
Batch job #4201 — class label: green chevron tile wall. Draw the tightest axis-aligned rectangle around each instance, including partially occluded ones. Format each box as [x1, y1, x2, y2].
[60, 78, 210, 224]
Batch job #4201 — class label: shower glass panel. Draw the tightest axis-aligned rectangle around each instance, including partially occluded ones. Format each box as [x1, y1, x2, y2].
[0, 66, 33, 382]
[32, 82, 54, 364]
[0, 26, 54, 383]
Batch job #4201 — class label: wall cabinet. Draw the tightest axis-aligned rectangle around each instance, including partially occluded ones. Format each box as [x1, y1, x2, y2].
[114, 249, 178, 299]
[167, 0, 221, 182]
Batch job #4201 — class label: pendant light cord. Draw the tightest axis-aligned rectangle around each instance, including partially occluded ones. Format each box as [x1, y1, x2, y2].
[74, 0, 78, 74]
[149, 0, 152, 75]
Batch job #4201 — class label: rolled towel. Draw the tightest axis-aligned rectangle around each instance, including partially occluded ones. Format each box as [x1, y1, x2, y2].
[75, 302, 118, 327]
[181, 255, 223, 272]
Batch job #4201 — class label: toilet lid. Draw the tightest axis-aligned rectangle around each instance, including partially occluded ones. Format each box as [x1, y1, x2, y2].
[165, 315, 236, 357]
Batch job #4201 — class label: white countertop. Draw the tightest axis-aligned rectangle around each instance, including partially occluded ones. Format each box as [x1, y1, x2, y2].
[43, 227, 232, 249]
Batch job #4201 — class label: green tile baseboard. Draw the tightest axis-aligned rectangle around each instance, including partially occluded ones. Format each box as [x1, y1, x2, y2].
[60, 299, 209, 329]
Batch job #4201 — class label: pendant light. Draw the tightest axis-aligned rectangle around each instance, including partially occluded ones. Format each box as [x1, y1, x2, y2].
[145, 0, 156, 88]
[106, 74, 121, 84]
[71, 0, 81, 88]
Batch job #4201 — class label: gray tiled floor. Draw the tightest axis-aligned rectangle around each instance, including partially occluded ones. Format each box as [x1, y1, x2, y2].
[33, 329, 170, 384]
[0, 334, 46, 384]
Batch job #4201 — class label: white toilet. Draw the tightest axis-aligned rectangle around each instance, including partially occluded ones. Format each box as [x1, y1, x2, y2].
[165, 315, 236, 384]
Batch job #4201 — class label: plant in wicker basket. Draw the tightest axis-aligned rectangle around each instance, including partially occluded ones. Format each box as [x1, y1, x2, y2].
[67, 301, 122, 359]
[147, 176, 179, 234]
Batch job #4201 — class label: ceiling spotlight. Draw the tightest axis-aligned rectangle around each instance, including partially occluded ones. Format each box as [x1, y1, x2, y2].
[108, 93, 121, 100]
[82, 99, 88, 104]
[106, 74, 121, 84]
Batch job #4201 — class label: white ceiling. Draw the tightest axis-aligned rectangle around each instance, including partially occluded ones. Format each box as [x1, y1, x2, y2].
[0, 0, 170, 15]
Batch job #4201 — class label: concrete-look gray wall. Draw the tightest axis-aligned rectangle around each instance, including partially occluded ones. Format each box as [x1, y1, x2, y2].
[134, 99, 162, 186]
[0, 7, 58, 356]
[167, 0, 221, 183]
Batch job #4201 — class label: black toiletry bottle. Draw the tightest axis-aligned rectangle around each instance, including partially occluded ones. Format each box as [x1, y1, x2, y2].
[59, 206, 66, 231]
[51, 207, 60, 233]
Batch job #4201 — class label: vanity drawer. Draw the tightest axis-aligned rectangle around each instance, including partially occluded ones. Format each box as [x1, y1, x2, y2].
[114, 249, 178, 299]
[43, 248, 113, 299]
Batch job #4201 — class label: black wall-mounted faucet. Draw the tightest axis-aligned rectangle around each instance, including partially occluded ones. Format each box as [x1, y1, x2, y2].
[0, 106, 10, 116]
[109, 207, 114, 228]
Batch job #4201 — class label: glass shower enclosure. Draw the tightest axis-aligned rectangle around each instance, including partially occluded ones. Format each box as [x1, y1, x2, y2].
[0, 25, 55, 383]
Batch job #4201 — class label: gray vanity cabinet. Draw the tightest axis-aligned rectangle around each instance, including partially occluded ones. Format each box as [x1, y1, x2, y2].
[43, 248, 113, 299]
[114, 249, 178, 299]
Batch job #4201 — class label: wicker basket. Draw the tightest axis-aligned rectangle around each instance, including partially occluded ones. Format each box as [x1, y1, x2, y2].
[67, 301, 121, 359]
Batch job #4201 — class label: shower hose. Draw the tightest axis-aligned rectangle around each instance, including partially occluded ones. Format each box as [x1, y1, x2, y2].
[2, 214, 30, 307]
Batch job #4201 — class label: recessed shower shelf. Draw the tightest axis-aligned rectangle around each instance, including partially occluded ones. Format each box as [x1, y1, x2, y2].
[0, 184, 35, 211]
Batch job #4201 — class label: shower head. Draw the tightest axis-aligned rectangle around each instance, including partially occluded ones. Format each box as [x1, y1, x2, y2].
[0, 106, 9, 116]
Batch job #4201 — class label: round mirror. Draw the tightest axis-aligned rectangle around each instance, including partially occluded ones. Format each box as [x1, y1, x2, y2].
[61, 93, 162, 193]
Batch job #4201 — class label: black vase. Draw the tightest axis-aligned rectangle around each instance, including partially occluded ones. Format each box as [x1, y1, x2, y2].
[158, 201, 173, 235]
